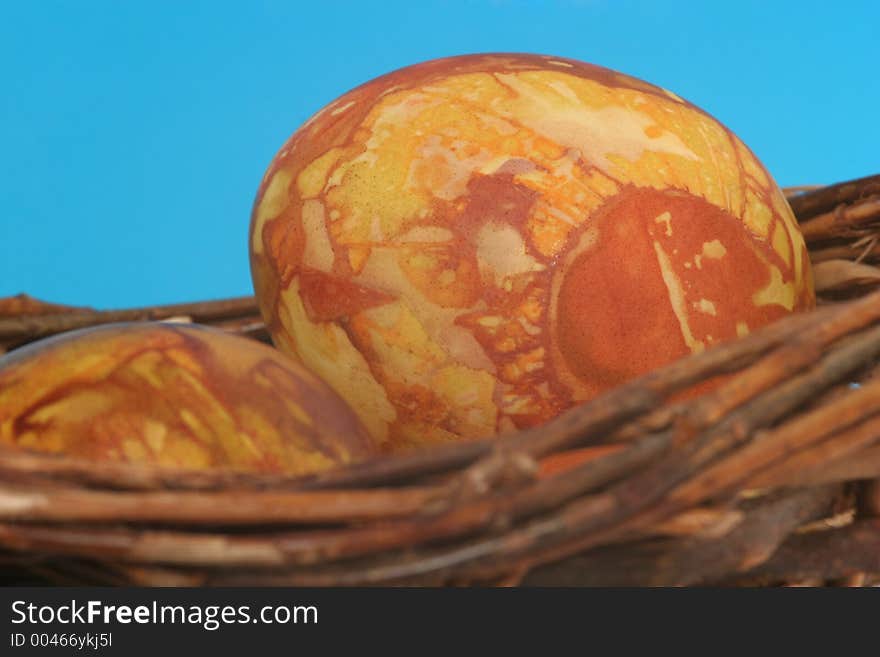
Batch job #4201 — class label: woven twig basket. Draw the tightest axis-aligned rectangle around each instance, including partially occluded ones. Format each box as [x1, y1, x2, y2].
[2, 174, 880, 586]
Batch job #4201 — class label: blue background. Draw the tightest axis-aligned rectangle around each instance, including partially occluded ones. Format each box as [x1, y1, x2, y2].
[1, 0, 876, 308]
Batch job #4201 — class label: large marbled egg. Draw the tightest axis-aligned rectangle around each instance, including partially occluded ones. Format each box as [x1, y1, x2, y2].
[0, 323, 374, 474]
[249, 53, 814, 450]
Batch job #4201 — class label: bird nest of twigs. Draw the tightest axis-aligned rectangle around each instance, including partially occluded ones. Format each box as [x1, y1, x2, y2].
[2, 174, 880, 587]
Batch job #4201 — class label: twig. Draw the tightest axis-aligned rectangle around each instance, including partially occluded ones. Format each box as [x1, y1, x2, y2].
[787, 173, 880, 220]
[799, 197, 880, 243]
[0, 296, 258, 344]
[0, 483, 445, 525]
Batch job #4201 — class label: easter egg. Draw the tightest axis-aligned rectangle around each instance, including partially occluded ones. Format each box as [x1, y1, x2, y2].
[249, 53, 814, 450]
[0, 323, 374, 474]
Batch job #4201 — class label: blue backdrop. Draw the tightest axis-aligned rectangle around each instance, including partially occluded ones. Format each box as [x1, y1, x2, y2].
[1, 0, 876, 308]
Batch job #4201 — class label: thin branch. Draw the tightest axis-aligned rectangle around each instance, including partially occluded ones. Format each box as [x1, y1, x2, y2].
[799, 197, 880, 243]
[787, 173, 880, 220]
[0, 296, 259, 344]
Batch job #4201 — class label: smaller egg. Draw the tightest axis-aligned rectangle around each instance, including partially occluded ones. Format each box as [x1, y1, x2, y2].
[0, 322, 374, 475]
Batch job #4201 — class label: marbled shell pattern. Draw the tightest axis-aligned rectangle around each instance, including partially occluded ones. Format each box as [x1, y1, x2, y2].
[250, 53, 814, 449]
[0, 323, 374, 474]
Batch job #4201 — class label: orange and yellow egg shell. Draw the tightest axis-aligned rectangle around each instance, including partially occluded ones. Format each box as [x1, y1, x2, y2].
[250, 53, 814, 450]
[0, 323, 374, 474]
